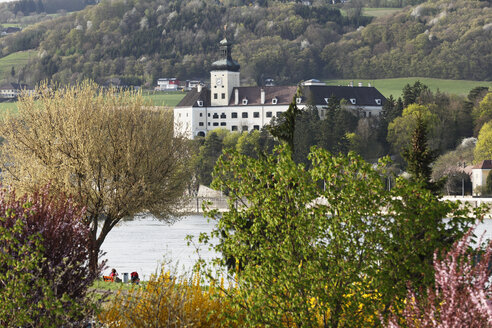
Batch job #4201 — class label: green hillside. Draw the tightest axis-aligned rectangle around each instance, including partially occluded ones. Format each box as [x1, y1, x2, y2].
[325, 78, 492, 98]
[0, 0, 489, 87]
[0, 50, 36, 81]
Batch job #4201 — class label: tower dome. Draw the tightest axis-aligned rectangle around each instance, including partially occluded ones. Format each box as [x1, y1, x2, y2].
[211, 38, 240, 72]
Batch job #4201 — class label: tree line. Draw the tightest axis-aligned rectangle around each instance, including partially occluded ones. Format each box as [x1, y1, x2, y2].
[192, 83, 492, 195]
[1, 0, 489, 87]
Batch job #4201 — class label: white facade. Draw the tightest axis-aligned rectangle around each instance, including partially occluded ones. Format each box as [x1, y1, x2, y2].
[472, 167, 491, 196]
[174, 39, 385, 139]
[175, 103, 298, 139]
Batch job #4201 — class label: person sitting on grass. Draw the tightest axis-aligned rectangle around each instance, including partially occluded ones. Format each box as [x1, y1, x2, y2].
[131, 271, 140, 284]
[109, 268, 121, 282]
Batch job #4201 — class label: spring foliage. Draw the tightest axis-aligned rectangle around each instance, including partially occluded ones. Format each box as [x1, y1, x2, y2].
[0, 81, 191, 273]
[385, 229, 492, 327]
[200, 145, 482, 327]
[99, 269, 234, 328]
[0, 187, 98, 327]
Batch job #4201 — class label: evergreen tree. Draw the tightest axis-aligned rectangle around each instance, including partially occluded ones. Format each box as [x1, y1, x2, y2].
[402, 113, 444, 195]
[402, 81, 429, 107]
[267, 90, 303, 152]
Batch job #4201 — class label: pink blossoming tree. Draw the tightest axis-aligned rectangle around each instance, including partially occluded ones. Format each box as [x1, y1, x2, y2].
[386, 228, 492, 328]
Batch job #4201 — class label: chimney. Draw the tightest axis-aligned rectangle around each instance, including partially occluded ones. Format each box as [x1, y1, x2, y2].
[260, 89, 265, 104]
[349, 81, 353, 87]
[368, 82, 372, 87]
[197, 84, 202, 92]
[358, 82, 363, 87]
[235, 88, 239, 105]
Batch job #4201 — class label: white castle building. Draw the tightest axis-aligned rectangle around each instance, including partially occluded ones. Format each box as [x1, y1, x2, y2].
[174, 39, 387, 139]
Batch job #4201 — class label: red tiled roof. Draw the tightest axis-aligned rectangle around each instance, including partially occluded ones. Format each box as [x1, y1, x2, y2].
[474, 160, 492, 169]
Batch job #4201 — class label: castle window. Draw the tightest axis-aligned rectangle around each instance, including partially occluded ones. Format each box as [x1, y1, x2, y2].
[276, 111, 283, 117]
[199, 122, 204, 126]
[350, 98, 356, 105]
[208, 113, 210, 117]
[197, 100, 203, 107]
[242, 112, 248, 118]
[232, 112, 238, 118]
[213, 122, 219, 126]
[231, 125, 238, 131]
[242, 98, 248, 105]
[199, 113, 203, 117]
[221, 93, 225, 99]
[208, 122, 210, 126]
[272, 97, 278, 105]
[220, 113, 226, 119]
[296, 97, 302, 104]
[242, 126, 248, 131]
[375, 99, 381, 105]
[266, 111, 272, 118]
[253, 112, 260, 118]
[220, 122, 226, 126]
[213, 113, 219, 119]
[214, 93, 218, 99]
[253, 125, 260, 130]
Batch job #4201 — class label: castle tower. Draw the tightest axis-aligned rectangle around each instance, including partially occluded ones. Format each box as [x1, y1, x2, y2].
[210, 38, 240, 106]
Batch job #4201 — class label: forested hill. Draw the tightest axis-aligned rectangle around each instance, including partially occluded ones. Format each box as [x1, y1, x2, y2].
[1, 0, 490, 87]
[325, 0, 492, 81]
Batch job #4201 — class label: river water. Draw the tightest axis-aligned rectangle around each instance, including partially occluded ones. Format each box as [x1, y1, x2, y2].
[101, 214, 492, 281]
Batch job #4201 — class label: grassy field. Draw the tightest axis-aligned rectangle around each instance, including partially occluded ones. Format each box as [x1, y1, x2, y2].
[363, 7, 403, 17]
[0, 101, 18, 115]
[324, 78, 492, 98]
[0, 50, 36, 80]
[142, 91, 186, 107]
[0, 91, 186, 115]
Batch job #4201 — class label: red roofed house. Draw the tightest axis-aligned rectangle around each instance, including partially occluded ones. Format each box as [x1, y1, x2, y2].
[472, 160, 492, 196]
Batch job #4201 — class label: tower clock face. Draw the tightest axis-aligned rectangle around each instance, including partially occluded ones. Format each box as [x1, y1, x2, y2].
[216, 77, 222, 85]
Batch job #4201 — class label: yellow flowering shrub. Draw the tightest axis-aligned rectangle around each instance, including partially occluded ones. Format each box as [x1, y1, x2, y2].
[99, 270, 236, 328]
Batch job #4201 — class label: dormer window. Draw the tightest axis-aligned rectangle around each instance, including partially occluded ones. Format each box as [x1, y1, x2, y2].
[350, 98, 356, 105]
[197, 100, 203, 107]
[324, 97, 329, 104]
[375, 99, 381, 105]
[272, 97, 278, 105]
[296, 97, 302, 104]
[242, 98, 248, 105]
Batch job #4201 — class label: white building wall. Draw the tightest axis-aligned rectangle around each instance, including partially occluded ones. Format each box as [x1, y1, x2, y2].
[472, 169, 491, 195]
[175, 103, 381, 139]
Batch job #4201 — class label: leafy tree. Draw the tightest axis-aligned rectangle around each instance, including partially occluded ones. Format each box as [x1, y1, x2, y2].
[474, 121, 492, 163]
[201, 145, 480, 327]
[194, 131, 224, 186]
[486, 169, 492, 196]
[472, 92, 492, 136]
[0, 186, 100, 327]
[432, 138, 476, 196]
[0, 81, 191, 273]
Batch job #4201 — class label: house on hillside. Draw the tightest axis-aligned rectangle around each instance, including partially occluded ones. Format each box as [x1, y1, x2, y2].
[1, 27, 21, 36]
[472, 160, 492, 196]
[0, 82, 33, 99]
[156, 78, 180, 91]
[174, 39, 387, 139]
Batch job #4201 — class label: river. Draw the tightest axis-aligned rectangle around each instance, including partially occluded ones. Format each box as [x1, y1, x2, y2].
[101, 214, 492, 281]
